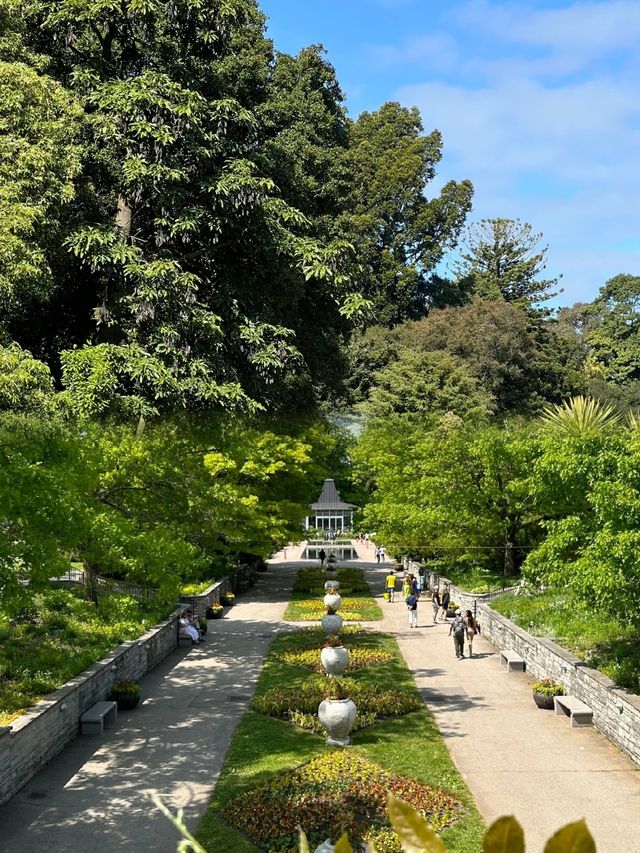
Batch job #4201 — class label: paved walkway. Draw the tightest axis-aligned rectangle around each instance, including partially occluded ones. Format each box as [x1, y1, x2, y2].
[0, 560, 299, 852]
[359, 552, 640, 852]
[3, 543, 640, 852]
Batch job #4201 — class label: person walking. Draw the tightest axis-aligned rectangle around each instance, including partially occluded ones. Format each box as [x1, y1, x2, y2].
[406, 590, 418, 628]
[385, 568, 397, 602]
[440, 585, 450, 621]
[410, 574, 419, 598]
[319, 548, 326, 568]
[449, 611, 466, 658]
[375, 546, 381, 564]
[402, 574, 411, 600]
[464, 610, 478, 657]
[431, 588, 441, 623]
[380, 546, 386, 563]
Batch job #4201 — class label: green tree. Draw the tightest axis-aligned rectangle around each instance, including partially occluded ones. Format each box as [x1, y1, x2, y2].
[585, 274, 640, 385]
[355, 419, 543, 576]
[454, 218, 560, 310]
[363, 349, 492, 422]
[337, 102, 473, 326]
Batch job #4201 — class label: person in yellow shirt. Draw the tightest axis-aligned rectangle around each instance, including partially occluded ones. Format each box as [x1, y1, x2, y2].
[385, 569, 397, 602]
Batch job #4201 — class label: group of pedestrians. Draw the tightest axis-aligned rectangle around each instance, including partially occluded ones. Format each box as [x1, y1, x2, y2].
[382, 561, 480, 657]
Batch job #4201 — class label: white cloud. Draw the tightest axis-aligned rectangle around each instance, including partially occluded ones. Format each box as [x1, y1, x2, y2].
[380, 1, 640, 302]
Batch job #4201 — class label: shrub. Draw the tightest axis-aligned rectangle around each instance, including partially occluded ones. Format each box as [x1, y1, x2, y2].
[220, 751, 462, 852]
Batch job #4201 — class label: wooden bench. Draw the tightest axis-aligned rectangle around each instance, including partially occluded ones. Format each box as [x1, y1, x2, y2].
[554, 695, 593, 727]
[499, 649, 526, 672]
[178, 634, 193, 648]
[81, 700, 117, 735]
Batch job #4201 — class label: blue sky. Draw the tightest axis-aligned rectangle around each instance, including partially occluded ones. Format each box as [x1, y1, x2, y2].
[261, 0, 640, 307]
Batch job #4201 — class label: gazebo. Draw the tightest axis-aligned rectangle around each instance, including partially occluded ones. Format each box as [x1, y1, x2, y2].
[305, 479, 356, 532]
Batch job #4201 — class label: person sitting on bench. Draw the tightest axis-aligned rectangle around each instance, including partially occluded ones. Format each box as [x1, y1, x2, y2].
[179, 607, 202, 644]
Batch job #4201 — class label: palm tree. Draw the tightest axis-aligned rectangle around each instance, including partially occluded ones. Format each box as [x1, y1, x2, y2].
[541, 395, 621, 438]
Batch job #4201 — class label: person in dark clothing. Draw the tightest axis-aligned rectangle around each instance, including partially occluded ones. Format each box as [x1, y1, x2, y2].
[440, 586, 450, 620]
[319, 548, 326, 567]
[406, 591, 418, 628]
[449, 611, 466, 658]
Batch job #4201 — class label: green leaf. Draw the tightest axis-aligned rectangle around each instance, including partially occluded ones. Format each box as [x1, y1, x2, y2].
[298, 826, 310, 853]
[483, 816, 525, 853]
[334, 831, 353, 853]
[387, 794, 446, 852]
[544, 820, 596, 853]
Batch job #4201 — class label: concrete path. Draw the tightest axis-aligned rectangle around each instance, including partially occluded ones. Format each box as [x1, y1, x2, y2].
[0, 559, 299, 852]
[359, 554, 640, 852]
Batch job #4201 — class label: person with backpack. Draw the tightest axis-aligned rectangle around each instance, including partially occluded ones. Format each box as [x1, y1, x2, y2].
[385, 569, 397, 602]
[406, 589, 418, 628]
[449, 610, 466, 658]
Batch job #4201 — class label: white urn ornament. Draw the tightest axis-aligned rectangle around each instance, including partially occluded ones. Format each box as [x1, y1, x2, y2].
[320, 645, 349, 677]
[324, 569, 338, 579]
[321, 613, 343, 635]
[324, 580, 340, 592]
[323, 592, 342, 611]
[314, 841, 335, 853]
[318, 697, 357, 747]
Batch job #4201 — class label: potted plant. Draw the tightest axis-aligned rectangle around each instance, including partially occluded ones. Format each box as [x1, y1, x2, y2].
[198, 618, 208, 635]
[206, 603, 224, 619]
[317, 679, 357, 746]
[532, 678, 564, 710]
[320, 635, 349, 677]
[220, 591, 235, 606]
[108, 680, 141, 710]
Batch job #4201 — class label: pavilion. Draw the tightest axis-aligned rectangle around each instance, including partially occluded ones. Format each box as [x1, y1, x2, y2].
[305, 478, 356, 532]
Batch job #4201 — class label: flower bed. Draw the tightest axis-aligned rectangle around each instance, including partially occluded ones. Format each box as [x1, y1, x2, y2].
[293, 567, 370, 595]
[221, 751, 462, 852]
[282, 646, 393, 672]
[285, 597, 382, 621]
[252, 676, 421, 728]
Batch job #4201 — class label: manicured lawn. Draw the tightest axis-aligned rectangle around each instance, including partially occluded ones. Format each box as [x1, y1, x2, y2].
[0, 588, 169, 725]
[491, 588, 640, 692]
[196, 627, 485, 852]
[428, 563, 509, 594]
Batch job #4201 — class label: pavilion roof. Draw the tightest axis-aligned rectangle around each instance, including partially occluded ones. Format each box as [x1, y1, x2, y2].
[310, 479, 356, 511]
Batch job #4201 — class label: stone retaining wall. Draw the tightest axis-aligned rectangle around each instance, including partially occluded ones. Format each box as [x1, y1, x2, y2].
[0, 609, 180, 806]
[405, 560, 640, 767]
[179, 567, 252, 619]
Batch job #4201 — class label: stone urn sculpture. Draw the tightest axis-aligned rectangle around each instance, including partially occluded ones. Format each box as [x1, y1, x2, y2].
[318, 692, 357, 747]
[323, 592, 342, 611]
[321, 612, 343, 635]
[320, 637, 349, 677]
[324, 580, 340, 592]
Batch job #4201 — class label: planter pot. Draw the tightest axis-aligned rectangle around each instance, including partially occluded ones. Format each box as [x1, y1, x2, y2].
[323, 593, 342, 612]
[110, 693, 140, 711]
[318, 697, 357, 747]
[206, 607, 223, 619]
[220, 597, 235, 606]
[533, 692, 556, 710]
[324, 580, 340, 592]
[198, 623, 208, 635]
[321, 613, 343, 635]
[320, 646, 349, 677]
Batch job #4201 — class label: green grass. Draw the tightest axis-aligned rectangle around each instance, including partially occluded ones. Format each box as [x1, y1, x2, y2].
[0, 588, 169, 724]
[491, 589, 640, 692]
[196, 627, 485, 852]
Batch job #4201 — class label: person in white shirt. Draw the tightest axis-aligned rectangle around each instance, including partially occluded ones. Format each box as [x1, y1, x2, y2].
[179, 608, 201, 644]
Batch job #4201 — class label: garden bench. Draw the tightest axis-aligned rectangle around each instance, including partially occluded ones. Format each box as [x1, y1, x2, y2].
[80, 700, 117, 735]
[178, 634, 193, 648]
[554, 695, 593, 727]
[499, 649, 526, 672]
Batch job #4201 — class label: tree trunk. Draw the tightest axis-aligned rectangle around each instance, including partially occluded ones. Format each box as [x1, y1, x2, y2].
[83, 561, 99, 603]
[115, 195, 132, 236]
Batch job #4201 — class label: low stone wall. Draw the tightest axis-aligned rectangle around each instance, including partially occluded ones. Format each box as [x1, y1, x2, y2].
[179, 567, 251, 619]
[0, 609, 181, 806]
[474, 602, 640, 766]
